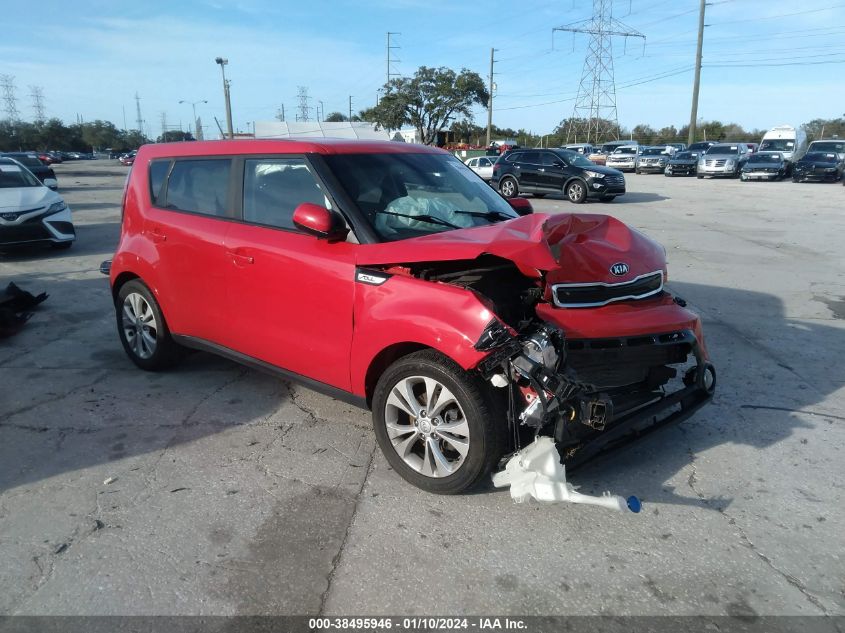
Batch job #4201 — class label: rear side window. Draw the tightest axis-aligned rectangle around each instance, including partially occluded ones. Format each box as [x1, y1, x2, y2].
[242, 158, 329, 230]
[165, 159, 231, 216]
[149, 160, 170, 205]
[522, 152, 541, 164]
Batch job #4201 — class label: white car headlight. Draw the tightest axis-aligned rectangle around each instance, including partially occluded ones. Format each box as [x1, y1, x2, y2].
[46, 201, 67, 215]
[583, 170, 605, 179]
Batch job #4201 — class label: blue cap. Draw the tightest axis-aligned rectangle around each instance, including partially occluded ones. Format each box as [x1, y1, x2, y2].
[626, 495, 642, 513]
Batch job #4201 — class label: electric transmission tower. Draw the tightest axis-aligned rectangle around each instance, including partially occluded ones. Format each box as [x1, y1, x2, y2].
[386, 32, 401, 88]
[296, 86, 310, 122]
[554, 0, 644, 144]
[135, 92, 144, 135]
[30, 86, 46, 124]
[1, 74, 20, 121]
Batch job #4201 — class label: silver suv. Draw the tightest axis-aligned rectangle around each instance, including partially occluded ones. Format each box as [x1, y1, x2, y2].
[697, 143, 749, 178]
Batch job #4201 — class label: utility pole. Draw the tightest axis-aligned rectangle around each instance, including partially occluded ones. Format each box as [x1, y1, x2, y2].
[386, 32, 401, 88]
[554, 0, 645, 144]
[276, 104, 285, 122]
[122, 105, 127, 132]
[318, 100, 324, 122]
[486, 48, 497, 146]
[29, 86, 45, 124]
[179, 99, 207, 140]
[135, 92, 144, 135]
[348, 95, 353, 122]
[215, 57, 234, 139]
[687, 0, 707, 146]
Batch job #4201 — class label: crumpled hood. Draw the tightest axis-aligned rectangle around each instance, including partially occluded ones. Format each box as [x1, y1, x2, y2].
[0, 186, 55, 211]
[356, 212, 666, 285]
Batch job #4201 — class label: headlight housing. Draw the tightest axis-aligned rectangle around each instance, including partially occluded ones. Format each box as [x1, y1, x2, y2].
[46, 201, 67, 215]
[726, 159, 736, 167]
[583, 170, 605, 179]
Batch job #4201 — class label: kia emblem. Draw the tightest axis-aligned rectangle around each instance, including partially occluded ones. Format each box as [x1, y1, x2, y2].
[610, 262, 629, 276]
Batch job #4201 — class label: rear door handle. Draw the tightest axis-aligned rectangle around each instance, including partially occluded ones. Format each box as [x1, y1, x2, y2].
[227, 249, 254, 265]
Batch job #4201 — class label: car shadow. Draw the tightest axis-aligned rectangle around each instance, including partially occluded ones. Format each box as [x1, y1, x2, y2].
[614, 191, 670, 203]
[0, 274, 841, 513]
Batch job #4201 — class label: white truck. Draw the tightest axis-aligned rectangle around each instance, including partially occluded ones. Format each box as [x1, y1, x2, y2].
[758, 125, 807, 173]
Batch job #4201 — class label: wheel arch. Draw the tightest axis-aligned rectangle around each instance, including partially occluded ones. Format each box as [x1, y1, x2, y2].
[363, 342, 432, 408]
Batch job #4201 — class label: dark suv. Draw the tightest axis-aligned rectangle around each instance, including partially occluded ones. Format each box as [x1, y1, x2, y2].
[492, 149, 625, 204]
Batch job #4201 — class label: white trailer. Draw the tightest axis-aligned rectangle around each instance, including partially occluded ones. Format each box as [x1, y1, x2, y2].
[758, 125, 807, 165]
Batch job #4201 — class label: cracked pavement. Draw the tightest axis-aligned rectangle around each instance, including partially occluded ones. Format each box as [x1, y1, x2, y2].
[0, 163, 843, 616]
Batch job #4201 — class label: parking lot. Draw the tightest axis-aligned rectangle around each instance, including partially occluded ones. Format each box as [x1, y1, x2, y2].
[1, 161, 843, 617]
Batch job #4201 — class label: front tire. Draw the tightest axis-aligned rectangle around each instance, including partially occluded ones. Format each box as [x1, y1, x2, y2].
[372, 350, 505, 494]
[115, 279, 182, 371]
[498, 176, 519, 199]
[565, 179, 587, 204]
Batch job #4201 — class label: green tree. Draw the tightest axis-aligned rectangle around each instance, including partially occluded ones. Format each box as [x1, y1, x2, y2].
[367, 66, 488, 145]
[324, 112, 348, 122]
[156, 130, 195, 143]
[803, 117, 845, 142]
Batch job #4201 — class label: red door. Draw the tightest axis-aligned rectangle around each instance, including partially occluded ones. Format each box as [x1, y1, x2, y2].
[222, 157, 356, 391]
[146, 158, 234, 343]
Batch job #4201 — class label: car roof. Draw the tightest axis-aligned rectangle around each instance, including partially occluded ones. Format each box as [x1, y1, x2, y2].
[137, 138, 446, 160]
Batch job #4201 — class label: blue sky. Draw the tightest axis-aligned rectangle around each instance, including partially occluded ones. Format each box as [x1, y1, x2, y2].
[3, 0, 844, 139]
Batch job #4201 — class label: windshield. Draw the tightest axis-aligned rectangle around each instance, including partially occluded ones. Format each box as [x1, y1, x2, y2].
[759, 139, 795, 152]
[0, 162, 43, 188]
[641, 148, 664, 156]
[809, 142, 844, 153]
[612, 147, 637, 155]
[802, 152, 838, 162]
[553, 150, 593, 167]
[748, 154, 782, 163]
[324, 152, 519, 242]
[674, 152, 695, 160]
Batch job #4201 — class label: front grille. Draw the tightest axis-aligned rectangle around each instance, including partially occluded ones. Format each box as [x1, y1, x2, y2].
[566, 330, 693, 388]
[552, 271, 663, 308]
[0, 222, 52, 245]
[604, 175, 625, 186]
[704, 159, 726, 167]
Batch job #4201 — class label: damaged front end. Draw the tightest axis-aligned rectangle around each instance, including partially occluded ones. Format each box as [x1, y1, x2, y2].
[357, 212, 716, 507]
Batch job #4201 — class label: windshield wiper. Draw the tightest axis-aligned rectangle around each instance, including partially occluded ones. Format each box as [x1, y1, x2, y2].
[452, 210, 514, 221]
[376, 210, 460, 229]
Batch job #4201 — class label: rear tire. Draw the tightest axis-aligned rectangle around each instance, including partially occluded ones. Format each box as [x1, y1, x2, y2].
[565, 179, 588, 204]
[115, 279, 182, 371]
[372, 350, 506, 494]
[498, 176, 519, 199]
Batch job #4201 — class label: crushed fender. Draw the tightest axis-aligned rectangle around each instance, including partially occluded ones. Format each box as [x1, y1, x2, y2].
[492, 437, 641, 512]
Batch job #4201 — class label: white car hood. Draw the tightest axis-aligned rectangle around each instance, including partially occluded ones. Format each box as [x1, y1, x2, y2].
[0, 186, 57, 211]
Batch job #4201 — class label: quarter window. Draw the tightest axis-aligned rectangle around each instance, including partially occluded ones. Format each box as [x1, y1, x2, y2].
[243, 158, 330, 230]
[165, 159, 231, 216]
[149, 160, 170, 205]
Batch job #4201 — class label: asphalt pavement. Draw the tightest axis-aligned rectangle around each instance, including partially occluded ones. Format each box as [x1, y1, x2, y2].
[1, 161, 843, 617]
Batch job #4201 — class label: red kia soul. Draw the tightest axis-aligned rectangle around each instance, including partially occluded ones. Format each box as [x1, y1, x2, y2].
[107, 139, 715, 494]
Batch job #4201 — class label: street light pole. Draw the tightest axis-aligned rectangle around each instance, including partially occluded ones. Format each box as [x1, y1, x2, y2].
[179, 99, 207, 140]
[215, 57, 234, 139]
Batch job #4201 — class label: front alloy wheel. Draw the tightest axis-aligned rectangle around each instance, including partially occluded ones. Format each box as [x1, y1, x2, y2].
[372, 350, 505, 494]
[566, 180, 587, 204]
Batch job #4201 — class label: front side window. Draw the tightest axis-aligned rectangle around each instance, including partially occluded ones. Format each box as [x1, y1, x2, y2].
[243, 158, 330, 230]
[165, 159, 231, 216]
[324, 152, 518, 242]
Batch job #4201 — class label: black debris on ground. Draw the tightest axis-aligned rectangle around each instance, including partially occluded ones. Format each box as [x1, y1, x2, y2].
[0, 282, 48, 338]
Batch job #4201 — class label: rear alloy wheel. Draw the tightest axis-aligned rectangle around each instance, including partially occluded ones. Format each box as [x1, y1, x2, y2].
[565, 179, 587, 204]
[372, 350, 505, 494]
[499, 176, 519, 199]
[116, 279, 182, 371]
